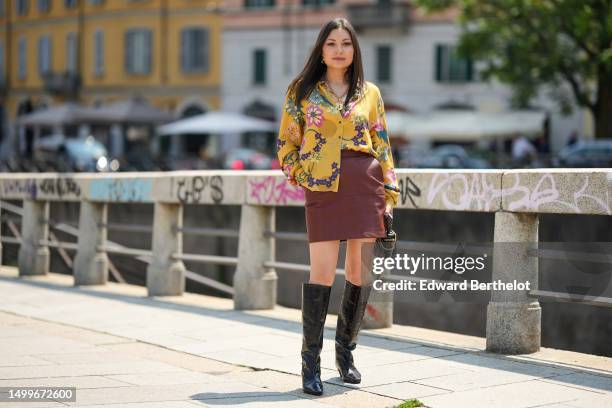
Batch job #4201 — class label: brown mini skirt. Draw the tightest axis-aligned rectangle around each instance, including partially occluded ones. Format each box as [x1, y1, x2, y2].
[303, 149, 386, 243]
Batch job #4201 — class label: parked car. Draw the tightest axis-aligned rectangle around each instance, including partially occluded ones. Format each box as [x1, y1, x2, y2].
[552, 140, 612, 168]
[406, 144, 491, 169]
[223, 148, 274, 170]
[35, 135, 120, 172]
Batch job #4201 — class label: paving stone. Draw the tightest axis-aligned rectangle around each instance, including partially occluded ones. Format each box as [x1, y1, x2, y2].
[325, 357, 474, 388]
[0, 375, 132, 389]
[105, 371, 230, 386]
[0, 361, 188, 380]
[63, 382, 277, 406]
[562, 394, 612, 408]
[1, 270, 610, 408]
[419, 379, 603, 408]
[0, 355, 54, 368]
[537, 372, 612, 394]
[362, 380, 452, 399]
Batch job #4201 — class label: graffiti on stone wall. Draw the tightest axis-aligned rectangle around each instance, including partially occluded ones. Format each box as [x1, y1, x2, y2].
[398, 176, 421, 208]
[248, 176, 305, 205]
[425, 173, 502, 211]
[171, 176, 224, 204]
[502, 173, 611, 215]
[89, 179, 153, 202]
[1, 177, 81, 200]
[38, 177, 81, 198]
[1, 179, 38, 200]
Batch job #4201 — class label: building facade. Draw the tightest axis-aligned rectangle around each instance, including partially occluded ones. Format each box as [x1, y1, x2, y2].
[0, 0, 222, 132]
[221, 0, 590, 153]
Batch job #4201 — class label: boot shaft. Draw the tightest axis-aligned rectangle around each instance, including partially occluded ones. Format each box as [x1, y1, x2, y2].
[336, 280, 372, 350]
[301, 283, 332, 354]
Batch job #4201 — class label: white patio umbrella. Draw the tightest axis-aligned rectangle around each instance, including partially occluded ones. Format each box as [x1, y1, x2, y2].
[157, 111, 276, 135]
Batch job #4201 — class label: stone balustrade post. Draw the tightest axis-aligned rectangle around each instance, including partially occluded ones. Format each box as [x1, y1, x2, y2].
[486, 211, 541, 354]
[146, 202, 186, 296]
[18, 200, 50, 277]
[233, 204, 277, 310]
[73, 201, 108, 285]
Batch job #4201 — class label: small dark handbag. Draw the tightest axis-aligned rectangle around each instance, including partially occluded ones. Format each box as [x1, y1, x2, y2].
[375, 213, 397, 258]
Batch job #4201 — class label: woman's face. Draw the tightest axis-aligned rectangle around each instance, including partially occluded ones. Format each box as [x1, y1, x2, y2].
[322, 28, 354, 71]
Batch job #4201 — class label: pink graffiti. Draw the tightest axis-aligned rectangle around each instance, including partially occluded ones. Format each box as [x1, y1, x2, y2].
[426, 173, 503, 211]
[249, 176, 305, 205]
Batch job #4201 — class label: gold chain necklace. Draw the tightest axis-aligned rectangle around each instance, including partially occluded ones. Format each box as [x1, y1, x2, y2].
[322, 78, 348, 111]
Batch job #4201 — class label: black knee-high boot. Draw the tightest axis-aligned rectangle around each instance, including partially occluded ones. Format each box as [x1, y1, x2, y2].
[335, 280, 372, 384]
[301, 282, 332, 396]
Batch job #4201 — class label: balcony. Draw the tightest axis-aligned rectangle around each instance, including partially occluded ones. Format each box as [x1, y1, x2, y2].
[346, 3, 411, 32]
[42, 71, 81, 97]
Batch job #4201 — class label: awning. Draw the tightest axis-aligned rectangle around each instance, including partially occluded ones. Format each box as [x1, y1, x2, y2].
[386, 110, 546, 142]
[157, 111, 277, 135]
[17, 103, 101, 127]
[93, 97, 174, 124]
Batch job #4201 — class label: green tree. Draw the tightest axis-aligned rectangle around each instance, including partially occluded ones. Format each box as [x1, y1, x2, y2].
[416, 0, 612, 138]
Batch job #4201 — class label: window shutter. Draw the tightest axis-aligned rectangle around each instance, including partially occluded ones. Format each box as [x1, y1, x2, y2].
[94, 30, 104, 76]
[18, 37, 26, 79]
[125, 31, 132, 73]
[37, 36, 42, 75]
[0, 41, 4, 78]
[144, 29, 152, 74]
[47, 35, 52, 73]
[180, 28, 189, 72]
[201, 28, 209, 72]
[466, 58, 473, 81]
[435, 44, 443, 82]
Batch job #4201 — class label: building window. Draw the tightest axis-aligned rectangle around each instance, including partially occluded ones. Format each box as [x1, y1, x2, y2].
[180, 27, 209, 73]
[376, 45, 392, 83]
[37, 0, 50, 12]
[302, 0, 334, 5]
[244, 0, 274, 8]
[435, 44, 473, 83]
[38, 35, 52, 76]
[16, 0, 28, 15]
[89, 0, 103, 4]
[0, 0, 5, 17]
[18, 36, 26, 79]
[125, 29, 152, 75]
[94, 30, 104, 76]
[66, 33, 77, 73]
[0, 41, 4, 78]
[64, 0, 76, 8]
[253, 49, 266, 85]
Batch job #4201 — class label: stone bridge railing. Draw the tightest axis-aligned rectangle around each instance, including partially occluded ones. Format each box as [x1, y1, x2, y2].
[0, 169, 610, 355]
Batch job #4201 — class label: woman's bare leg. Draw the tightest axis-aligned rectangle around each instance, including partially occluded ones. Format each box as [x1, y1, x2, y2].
[309, 240, 340, 286]
[344, 238, 376, 286]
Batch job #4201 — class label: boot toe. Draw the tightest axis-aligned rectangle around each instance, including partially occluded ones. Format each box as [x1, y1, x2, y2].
[303, 381, 324, 395]
[338, 367, 361, 384]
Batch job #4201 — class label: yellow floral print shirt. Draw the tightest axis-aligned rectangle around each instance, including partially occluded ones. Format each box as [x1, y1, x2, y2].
[276, 80, 400, 207]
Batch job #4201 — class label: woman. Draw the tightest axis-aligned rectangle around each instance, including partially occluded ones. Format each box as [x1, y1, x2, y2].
[276, 18, 399, 396]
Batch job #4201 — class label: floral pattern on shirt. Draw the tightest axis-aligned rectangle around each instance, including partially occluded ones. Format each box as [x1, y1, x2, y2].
[277, 81, 400, 207]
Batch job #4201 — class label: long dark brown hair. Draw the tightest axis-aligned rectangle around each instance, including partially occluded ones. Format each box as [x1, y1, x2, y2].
[287, 18, 365, 109]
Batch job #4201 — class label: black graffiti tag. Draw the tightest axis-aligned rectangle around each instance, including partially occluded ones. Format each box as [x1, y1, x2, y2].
[398, 176, 421, 208]
[174, 176, 224, 204]
[38, 178, 81, 198]
[209, 176, 224, 204]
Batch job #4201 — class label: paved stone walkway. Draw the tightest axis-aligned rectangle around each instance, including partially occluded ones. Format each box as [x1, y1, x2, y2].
[0, 267, 611, 407]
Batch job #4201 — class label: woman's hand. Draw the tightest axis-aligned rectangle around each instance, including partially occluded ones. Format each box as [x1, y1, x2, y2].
[385, 203, 393, 215]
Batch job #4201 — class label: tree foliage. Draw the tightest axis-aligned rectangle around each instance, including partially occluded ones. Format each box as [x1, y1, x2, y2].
[416, 0, 612, 138]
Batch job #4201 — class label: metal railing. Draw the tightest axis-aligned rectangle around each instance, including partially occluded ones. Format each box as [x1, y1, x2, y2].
[0, 168, 610, 355]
